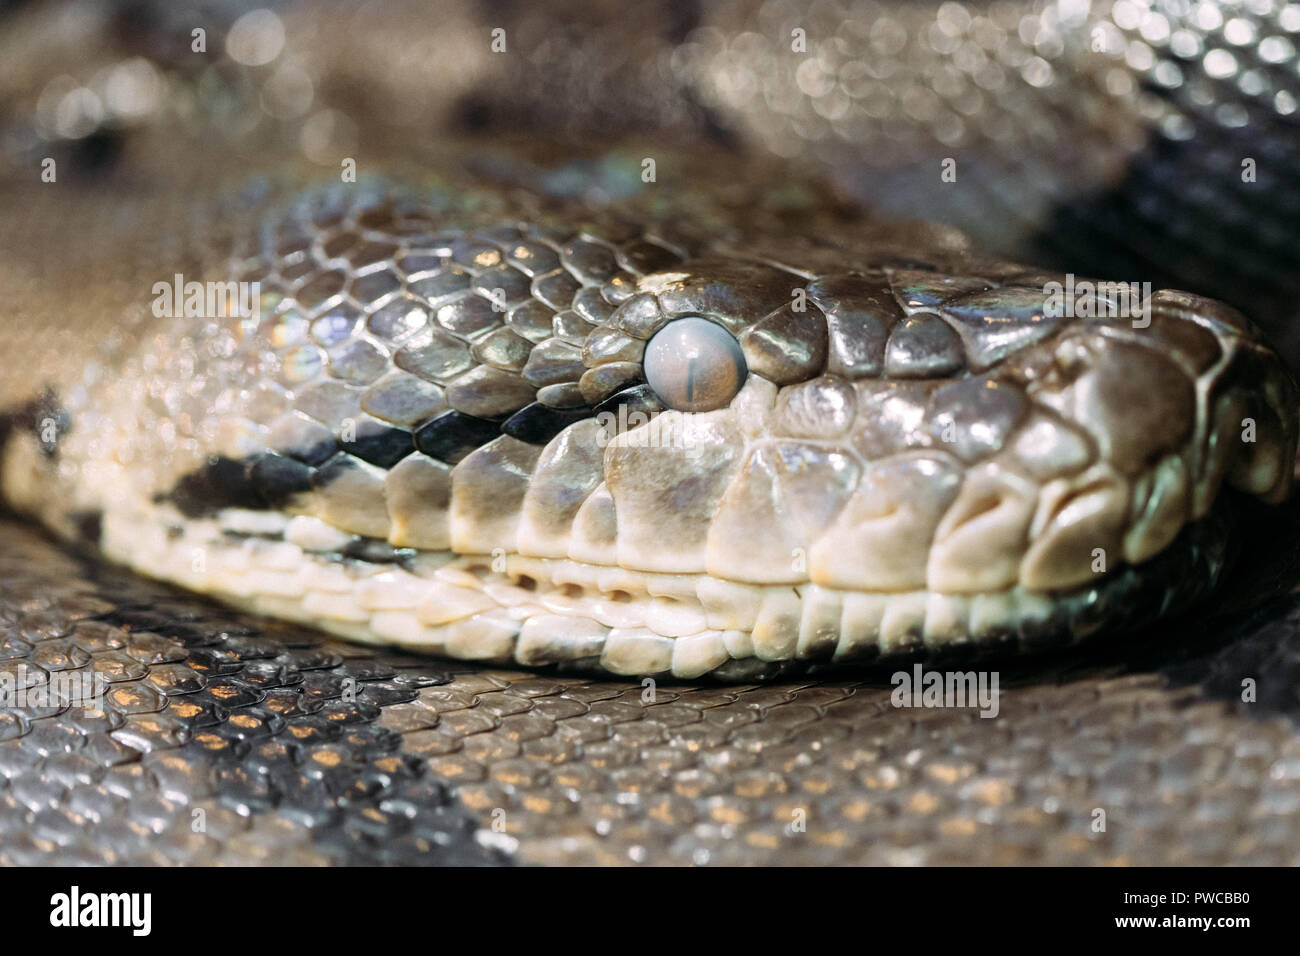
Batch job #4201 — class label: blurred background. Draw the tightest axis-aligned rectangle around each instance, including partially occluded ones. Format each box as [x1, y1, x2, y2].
[2, 0, 1298, 360]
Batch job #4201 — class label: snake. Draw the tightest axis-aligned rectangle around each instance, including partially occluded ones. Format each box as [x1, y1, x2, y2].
[2, 0, 1299, 685]
[5, 0, 1300, 870]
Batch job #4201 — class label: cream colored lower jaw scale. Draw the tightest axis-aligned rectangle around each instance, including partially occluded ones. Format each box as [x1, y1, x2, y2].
[96, 500, 1229, 680]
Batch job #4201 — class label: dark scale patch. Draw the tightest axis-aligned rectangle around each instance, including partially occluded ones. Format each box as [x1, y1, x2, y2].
[249, 452, 314, 508]
[343, 539, 416, 564]
[311, 452, 370, 490]
[223, 529, 282, 543]
[593, 383, 665, 420]
[503, 401, 593, 445]
[290, 435, 338, 466]
[70, 510, 103, 547]
[413, 410, 502, 464]
[1028, 128, 1300, 364]
[340, 416, 415, 469]
[164, 456, 265, 518]
[63, 128, 125, 175]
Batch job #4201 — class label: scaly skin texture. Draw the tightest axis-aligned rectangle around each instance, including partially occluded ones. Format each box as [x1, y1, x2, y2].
[1, 164, 1295, 678]
[2, 0, 1300, 869]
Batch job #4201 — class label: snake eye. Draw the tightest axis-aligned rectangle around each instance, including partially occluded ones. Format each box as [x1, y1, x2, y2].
[643, 316, 748, 413]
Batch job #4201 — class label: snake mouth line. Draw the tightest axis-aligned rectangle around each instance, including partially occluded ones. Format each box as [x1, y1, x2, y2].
[63, 485, 1236, 682]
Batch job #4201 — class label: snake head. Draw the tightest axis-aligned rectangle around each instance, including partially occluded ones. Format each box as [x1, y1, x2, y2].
[560, 253, 1297, 667]
[5, 184, 1294, 679]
